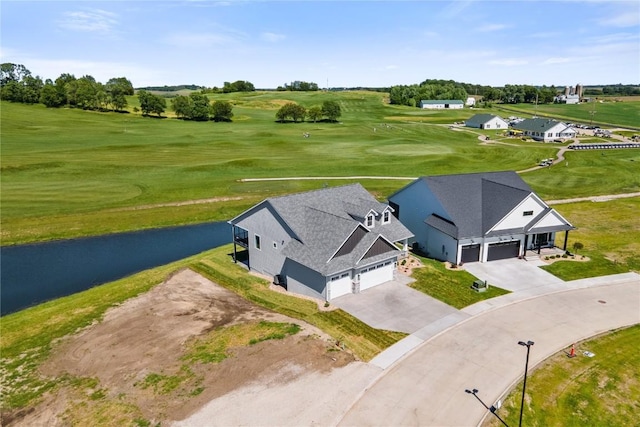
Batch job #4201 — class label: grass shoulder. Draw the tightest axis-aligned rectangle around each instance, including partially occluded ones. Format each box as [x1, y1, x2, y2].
[485, 325, 640, 427]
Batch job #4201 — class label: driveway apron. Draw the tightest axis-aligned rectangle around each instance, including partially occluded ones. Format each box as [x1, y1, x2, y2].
[331, 276, 459, 334]
[463, 258, 563, 292]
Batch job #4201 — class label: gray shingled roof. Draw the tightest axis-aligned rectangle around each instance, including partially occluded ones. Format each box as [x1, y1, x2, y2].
[513, 118, 566, 133]
[252, 184, 413, 276]
[417, 171, 533, 239]
[464, 114, 504, 127]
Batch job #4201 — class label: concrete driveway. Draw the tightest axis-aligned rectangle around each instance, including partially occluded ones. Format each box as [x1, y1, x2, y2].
[463, 258, 563, 292]
[331, 275, 459, 334]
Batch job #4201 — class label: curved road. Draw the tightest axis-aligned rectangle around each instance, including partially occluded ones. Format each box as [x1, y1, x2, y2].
[338, 278, 640, 426]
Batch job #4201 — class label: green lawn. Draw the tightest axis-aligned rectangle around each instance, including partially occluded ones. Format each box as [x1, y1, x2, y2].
[409, 256, 510, 309]
[541, 197, 640, 279]
[494, 100, 640, 129]
[486, 325, 640, 427]
[8, 93, 639, 245]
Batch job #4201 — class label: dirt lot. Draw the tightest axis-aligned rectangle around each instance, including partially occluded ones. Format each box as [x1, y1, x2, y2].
[10, 269, 353, 426]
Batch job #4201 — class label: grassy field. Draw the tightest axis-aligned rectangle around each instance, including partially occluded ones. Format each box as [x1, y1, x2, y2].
[486, 325, 640, 427]
[494, 99, 640, 129]
[5, 92, 640, 245]
[543, 198, 640, 279]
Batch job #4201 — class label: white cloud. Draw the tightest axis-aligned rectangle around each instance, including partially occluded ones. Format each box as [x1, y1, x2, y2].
[528, 31, 562, 39]
[164, 32, 242, 48]
[476, 23, 510, 32]
[261, 32, 285, 43]
[385, 65, 398, 70]
[598, 10, 640, 27]
[58, 9, 119, 33]
[488, 58, 528, 66]
[542, 57, 571, 65]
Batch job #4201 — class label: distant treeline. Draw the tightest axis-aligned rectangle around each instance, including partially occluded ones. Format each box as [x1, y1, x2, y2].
[136, 84, 203, 92]
[583, 84, 640, 96]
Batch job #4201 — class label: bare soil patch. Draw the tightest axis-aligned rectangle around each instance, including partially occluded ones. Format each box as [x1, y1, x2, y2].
[10, 269, 353, 426]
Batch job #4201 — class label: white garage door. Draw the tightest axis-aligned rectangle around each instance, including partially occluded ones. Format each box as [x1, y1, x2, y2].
[329, 273, 352, 299]
[359, 261, 394, 291]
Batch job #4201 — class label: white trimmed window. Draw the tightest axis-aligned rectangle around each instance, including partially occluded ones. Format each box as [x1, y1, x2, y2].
[366, 214, 375, 228]
[382, 210, 390, 224]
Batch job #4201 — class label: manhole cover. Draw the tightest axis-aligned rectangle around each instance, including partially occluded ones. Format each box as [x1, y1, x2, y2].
[598, 300, 607, 304]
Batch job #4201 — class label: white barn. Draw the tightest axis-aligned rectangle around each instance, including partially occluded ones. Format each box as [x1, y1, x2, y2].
[419, 100, 464, 109]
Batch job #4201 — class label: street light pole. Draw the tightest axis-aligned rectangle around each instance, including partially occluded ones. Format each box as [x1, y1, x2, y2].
[517, 340, 534, 427]
[465, 388, 510, 427]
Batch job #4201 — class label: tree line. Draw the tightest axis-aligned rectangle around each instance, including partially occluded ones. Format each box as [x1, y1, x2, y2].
[275, 100, 341, 123]
[1, 63, 134, 111]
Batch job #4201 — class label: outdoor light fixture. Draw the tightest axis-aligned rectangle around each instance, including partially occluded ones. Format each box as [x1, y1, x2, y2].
[517, 340, 535, 427]
[464, 388, 510, 427]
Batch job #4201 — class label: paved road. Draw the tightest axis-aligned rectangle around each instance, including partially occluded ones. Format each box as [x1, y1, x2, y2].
[338, 277, 640, 427]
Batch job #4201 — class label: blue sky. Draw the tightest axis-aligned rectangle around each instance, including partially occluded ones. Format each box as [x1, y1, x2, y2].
[1, 1, 638, 88]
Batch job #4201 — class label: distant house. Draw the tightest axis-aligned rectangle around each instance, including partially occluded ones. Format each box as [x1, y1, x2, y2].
[388, 171, 575, 265]
[554, 94, 580, 104]
[229, 184, 413, 301]
[512, 118, 577, 142]
[419, 100, 464, 109]
[466, 97, 476, 106]
[464, 114, 509, 130]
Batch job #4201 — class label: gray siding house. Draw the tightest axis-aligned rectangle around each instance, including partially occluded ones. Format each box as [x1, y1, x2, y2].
[388, 172, 575, 264]
[229, 184, 413, 301]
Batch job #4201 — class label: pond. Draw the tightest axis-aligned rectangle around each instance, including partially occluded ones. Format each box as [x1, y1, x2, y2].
[0, 222, 231, 315]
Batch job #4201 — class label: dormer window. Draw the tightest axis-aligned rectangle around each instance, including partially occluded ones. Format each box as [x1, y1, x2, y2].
[366, 214, 375, 228]
[382, 210, 390, 224]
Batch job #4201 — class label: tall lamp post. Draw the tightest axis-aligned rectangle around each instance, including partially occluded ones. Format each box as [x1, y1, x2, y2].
[517, 340, 534, 427]
[464, 388, 510, 427]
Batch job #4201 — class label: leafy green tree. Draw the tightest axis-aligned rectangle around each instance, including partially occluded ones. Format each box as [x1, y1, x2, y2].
[0, 80, 23, 102]
[307, 105, 323, 122]
[105, 77, 133, 111]
[40, 82, 65, 107]
[1, 63, 31, 86]
[276, 102, 304, 122]
[321, 100, 341, 122]
[75, 75, 99, 109]
[188, 92, 211, 121]
[171, 95, 191, 119]
[276, 103, 290, 122]
[211, 100, 233, 122]
[21, 75, 44, 104]
[138, 90, 166, 117]
[291, 104, 307, 122]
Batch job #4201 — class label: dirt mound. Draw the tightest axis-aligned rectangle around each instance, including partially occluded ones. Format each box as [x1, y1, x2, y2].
[12, 269, 353, 426]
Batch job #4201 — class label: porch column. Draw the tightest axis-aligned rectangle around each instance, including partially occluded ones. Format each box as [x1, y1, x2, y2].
[403, 239, 408, 253]
[563, 230, 569, 251]
[231, 225, 237, 263]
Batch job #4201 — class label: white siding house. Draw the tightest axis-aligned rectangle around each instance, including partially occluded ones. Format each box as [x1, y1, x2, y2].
[513, 118, 577, 142]
[465, 114, 509, 130]
[419, 100, 464, 109]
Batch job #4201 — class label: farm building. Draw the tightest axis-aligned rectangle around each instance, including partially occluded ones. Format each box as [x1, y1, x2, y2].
[512, 118, 577, 142]
[464, 114, 509, 130]
[388, 171, 575, 265]
[229, 184, 413, 301]
[419, 100, 464, 109]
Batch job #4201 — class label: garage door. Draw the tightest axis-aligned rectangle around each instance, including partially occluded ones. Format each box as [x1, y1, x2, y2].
[461, 244, 480, 263]
[487, 241, 520, 261]
[359, 261, 394, 291]
[329, 273, 352, 299]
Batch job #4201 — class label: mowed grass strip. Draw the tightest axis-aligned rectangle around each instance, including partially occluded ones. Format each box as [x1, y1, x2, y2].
[485, 325, 640, 427]
[408, 256, 510, 309]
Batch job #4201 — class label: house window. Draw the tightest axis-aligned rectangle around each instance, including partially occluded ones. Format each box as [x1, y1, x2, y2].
[254, 234, 261, 250]
[382, 211, 390, 224]
[366, 214, 374, 228]
[523, 210, 534, 216]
